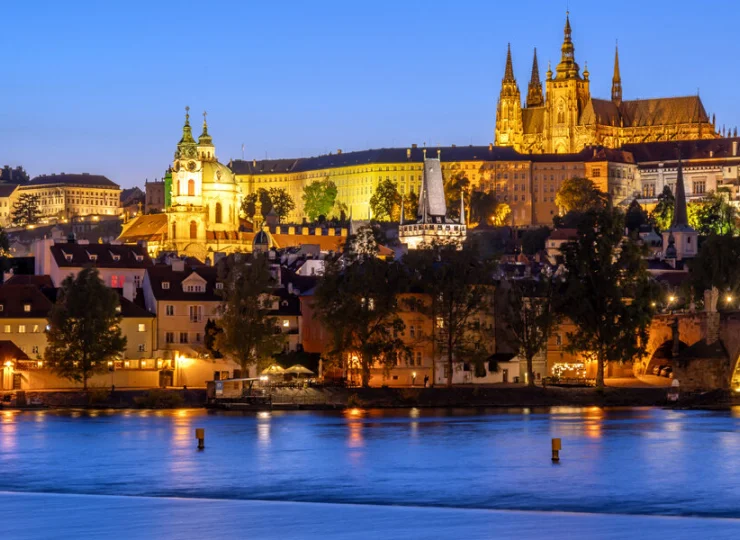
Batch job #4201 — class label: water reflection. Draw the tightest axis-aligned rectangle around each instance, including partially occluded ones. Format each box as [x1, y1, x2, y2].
[0, 410, 17, 453]
[257, 411, 271, 446]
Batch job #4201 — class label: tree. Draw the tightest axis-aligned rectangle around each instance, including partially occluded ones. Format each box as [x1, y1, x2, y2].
[650, 186, 674, 232]
[490, 202, 511, 227]
[313, 227, 408, 386]
[688, 234, 740, 301]
[240, 188, 272, 220]
[444, 167, 471, 221]
[404, 244, 495, 387]
[625, 199, 648, 233]
[558, 208, 657, 388]
[403, 190, 419, 219]
[216, 254, 285, 375]
[687, 190, 737, 236]
[204, 318, 223, 359]
[469, 190, 499, 226]
[11, 194, 41, 227]
[369, 179, 401, 221]
[302, 178, 337, 221]
[45, 268, 127, 390]
[555, 177, 608, 214]
[501, 276, 559, 387]
[267, 188, 295, 223]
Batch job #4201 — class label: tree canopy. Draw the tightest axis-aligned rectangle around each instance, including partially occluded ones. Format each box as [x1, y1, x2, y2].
[625, 199, 649, 233]
[369, 179, 401, 221]
[267, 188, 296, 223]
[241, 188, 272, 220]
[216, 254, 285, 375]
[687, 190, 737, 236]
[558, 208, 657, 388]
[555, 177, 608, 214]
[469, 190, 499, 226]
[313, 230, 408, 386]
[11, 193, 41, 227]
[688, 234, 740, 302]
[45, 268, 127, 390]
[650, 186, 674, 231]
[302, 178, 338, 221]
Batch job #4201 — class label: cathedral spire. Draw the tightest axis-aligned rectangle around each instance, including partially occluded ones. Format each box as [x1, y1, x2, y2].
[555, 11, 580, 79]
[526, 48, 544, 107]
[611, 42, 622, 105]
[503, 43, 515, 82]
[179, 106, 196, 145]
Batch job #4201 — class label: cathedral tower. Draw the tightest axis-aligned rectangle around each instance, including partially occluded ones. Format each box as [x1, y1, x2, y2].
[494, 44, 523, 148]
[197, 111, 216, 161]
[526, 48, 544, 108]
[543, 12, 591, 153]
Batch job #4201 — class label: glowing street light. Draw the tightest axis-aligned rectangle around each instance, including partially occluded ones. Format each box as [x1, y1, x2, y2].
[668, 295, 676, 304]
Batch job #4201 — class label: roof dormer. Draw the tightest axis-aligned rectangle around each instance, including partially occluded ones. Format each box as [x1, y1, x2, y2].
[85, 250, 97, 262]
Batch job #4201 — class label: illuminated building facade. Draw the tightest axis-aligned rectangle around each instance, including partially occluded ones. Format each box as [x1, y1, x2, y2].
[494, 14, 718, 154]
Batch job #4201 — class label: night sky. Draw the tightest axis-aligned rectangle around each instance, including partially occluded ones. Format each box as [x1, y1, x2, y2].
[3, 0, 737, 187]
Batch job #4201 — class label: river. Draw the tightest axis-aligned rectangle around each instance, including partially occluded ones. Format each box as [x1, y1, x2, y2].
[2, 407, 740, 538]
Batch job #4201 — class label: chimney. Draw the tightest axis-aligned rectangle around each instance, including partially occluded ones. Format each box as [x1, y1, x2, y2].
[411, 143, 418, 149]
[488, 143, 493, 151]
[733, 141, 738, 157]
[406, 148, 411, 159]
[337, 149, 342, 154]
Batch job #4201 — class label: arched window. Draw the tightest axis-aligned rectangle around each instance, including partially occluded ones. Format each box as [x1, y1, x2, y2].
[188, 179, 195, 197]
[176, 181, 181, 196]
[215, 203, 222, 224]
[190, 220, 197, 239]
[172, 222, 177, 239]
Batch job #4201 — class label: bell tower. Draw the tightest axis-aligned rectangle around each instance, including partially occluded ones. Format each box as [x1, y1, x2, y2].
[494, 44, 523, 148]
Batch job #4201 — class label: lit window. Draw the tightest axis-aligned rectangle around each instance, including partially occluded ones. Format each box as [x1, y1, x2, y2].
[282, 320, 289, 327]
[3, 325, 9, 333]
[162, 282, 170, 290]
[216, 282, 224, 290]
[32, 325, 39, 333]
[138, 324, 146, 332]
[18, 325, 26, 334]
[23, 304, 31, 312]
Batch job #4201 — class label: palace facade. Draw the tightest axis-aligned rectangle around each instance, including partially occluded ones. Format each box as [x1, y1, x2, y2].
[494, 14, 718, 154]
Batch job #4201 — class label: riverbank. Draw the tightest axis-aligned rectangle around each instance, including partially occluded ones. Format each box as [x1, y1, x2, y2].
[1, 384, 699, 410]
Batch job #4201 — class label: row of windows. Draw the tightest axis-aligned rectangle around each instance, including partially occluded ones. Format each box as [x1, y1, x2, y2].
[165, 331, 202, 344]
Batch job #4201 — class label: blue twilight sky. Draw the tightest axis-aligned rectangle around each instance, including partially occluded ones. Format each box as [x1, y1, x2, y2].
[2, 0, 739, 188]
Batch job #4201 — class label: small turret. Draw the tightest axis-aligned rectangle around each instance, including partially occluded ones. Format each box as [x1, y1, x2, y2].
[526, 48, 544, 108]
[198, 111, 215, 161]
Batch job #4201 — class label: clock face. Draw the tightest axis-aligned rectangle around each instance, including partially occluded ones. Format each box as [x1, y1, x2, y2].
[188, 161, 196, 171]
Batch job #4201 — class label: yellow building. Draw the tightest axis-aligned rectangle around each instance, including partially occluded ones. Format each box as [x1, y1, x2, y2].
[20, 173, 121, 222]
[494, 13, 718, 154]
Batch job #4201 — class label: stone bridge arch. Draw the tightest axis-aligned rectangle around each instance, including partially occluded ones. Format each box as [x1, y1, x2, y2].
[635, 314, 706, 375]
[721, 314, 740, 389]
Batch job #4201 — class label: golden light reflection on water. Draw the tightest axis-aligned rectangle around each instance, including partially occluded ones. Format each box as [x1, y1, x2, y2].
[0, 411, 17, 452]
[257, 411, 272, 446]
[583, 407, 603, 439]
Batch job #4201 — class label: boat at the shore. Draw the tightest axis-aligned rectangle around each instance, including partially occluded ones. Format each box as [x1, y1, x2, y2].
[205, 377, 272, 410]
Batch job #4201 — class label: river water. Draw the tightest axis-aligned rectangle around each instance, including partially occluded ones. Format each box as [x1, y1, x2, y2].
[2, 407, 740, 539]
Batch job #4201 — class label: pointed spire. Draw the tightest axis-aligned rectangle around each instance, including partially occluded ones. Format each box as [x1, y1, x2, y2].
[555, 11, 579, 79]
[526, 48, 544, 107]
[503, 43, 515, 82]
[198, 110, 213, 147]
[180, 106, 195, 144]
[611, 42, 622, 104]
[671, 154, 689, 228]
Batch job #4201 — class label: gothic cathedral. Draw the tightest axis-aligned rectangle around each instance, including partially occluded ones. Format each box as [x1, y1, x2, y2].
[495, 13, 718, 154]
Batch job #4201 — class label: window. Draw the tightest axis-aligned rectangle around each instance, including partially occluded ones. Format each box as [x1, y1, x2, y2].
[138, 323, 146, 332]
[188, 179, 195, 196]
[186, 285, 203, 293]
[172, 223, 177, 239]
[215, 282, 223, 290]
[111, 275, 119, 288]
[138, 344, 146, 352]
[282, 319, 289, 327]
[190, 220, 197, 239]
[179, 332, 188, 343]
[693, 181, 706, 195]
[436, 317, 444, 329]
[3, 325, 9, 333]
[555, 334, 562, 346]
[195, 333, 202, 343]
[189, 305, 203, 323]
[416, 351, 422, 366]
[18, 325, 26, 334]
[162, 282, 170, 290]
[166, 305, 174, 316]
[134, 275, 142, 288]
[410, 325, 415, 338]
[215, 202, 222, 224]
[165, 332, 174, 344]
[0, 305, 4, 312]
[23, 304, 31, 312]
[32, 325, 39, 333]
[32, 346, 39, 355]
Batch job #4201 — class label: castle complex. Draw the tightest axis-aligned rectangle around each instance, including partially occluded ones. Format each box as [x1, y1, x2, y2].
[118, 13, 739, 257]
[494, 14, 718, 154]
